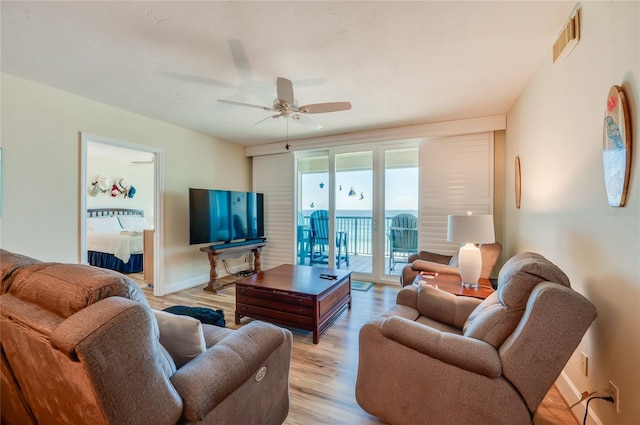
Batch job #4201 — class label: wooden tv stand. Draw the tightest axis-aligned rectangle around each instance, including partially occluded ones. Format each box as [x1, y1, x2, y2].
[199, 240, 266, 293]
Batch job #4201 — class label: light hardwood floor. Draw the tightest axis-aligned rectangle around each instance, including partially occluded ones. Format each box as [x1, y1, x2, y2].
[138, 277, 577, 425]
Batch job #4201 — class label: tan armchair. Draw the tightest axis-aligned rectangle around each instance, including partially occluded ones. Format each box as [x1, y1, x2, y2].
[400, 242, 502, 286]
[356, 252, 597, 425]
[0, 250, 292, 425]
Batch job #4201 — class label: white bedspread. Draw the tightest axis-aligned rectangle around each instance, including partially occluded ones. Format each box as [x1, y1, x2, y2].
[87, 231, 143, 263]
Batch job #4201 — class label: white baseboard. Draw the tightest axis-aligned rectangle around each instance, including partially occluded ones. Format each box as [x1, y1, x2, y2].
[163, 274, 209, 294]
[555, 371, 604, 425]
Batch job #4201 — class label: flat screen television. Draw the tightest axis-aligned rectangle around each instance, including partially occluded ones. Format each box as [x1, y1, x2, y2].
[189, 188, 264, 245]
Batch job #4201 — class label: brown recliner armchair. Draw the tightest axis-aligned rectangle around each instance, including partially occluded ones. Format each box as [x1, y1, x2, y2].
[0, 250, 292, 425]
[400, 242, 502, 286]
[356, 252, 597, 425]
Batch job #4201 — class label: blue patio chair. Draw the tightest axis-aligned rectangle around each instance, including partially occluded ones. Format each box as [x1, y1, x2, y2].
[309, 210, 349, 268]
[388, 213, 418, 271]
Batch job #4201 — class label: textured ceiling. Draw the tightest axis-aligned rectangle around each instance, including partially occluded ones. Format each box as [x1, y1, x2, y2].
[1, 1, 576, 146]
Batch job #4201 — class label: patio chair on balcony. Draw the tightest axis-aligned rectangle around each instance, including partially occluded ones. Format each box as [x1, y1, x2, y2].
[297, 212, 311, 265]
[309, 210, 349, 268]
[388, 213, 418, 271]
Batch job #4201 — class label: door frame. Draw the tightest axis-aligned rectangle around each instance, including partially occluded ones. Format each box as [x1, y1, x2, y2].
[79, 132, 165, 296]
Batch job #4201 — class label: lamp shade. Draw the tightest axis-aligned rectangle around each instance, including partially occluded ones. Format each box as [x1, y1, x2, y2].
[447, 214, 495, 244]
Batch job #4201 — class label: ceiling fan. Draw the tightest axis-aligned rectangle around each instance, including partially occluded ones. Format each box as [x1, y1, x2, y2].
[218, 77, 351, 130]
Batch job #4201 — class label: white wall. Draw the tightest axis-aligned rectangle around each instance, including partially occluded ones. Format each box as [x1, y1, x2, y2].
[505, 2, 639, 424]
[0, 73, 251, 289]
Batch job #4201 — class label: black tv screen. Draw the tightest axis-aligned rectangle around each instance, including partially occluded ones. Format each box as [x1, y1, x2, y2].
[189, 188, 264, 245]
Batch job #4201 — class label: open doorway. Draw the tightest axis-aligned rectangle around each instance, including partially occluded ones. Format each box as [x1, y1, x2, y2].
[79, 132, 164, 296]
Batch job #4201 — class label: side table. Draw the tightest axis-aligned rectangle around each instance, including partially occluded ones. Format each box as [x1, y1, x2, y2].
[412, 272, 494, 300]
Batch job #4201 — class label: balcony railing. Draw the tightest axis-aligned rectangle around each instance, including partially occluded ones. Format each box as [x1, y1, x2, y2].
[300, 215, 394, 255]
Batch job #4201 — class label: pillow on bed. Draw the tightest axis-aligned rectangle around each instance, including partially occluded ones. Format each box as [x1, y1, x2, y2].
[118, 215, 152, 232]
[87, 216, 122, 233]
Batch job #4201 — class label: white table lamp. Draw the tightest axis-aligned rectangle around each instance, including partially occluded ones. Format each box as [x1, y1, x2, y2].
[447, 213, 495, 288]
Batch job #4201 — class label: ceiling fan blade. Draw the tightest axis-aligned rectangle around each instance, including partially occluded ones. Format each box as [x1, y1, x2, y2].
[228, 39, 253, 83]
[277, 77, 295, 106]
[293, 114, 322, 130]
[218, 99, 274, 111]
[159, 71, 236, 89]
[252, 114, 281, 127]
[297, 102, 352, 114]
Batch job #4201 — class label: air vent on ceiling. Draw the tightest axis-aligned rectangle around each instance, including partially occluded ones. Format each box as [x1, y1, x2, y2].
[553, 6, 580, 63]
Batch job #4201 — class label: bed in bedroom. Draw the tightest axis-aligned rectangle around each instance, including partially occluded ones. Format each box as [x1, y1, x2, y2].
[87, 208, 150, 274]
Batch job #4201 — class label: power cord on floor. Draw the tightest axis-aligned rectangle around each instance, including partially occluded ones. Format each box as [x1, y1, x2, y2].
[221, 257, 252, 277]
[582, 395, 614, 425]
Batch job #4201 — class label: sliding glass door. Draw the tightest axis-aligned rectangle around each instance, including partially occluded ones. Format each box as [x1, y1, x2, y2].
[296, 142, 418, 282]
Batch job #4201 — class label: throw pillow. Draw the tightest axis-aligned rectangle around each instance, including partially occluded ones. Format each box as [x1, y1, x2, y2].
[152, 309, 206, 368]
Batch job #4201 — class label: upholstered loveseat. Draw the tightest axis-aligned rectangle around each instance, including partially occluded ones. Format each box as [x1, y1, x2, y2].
[0, 249, 292, 425]
[356, 252, 597, 424]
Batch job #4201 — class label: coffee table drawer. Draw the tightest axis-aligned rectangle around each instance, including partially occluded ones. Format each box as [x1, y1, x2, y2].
[319, 279, 350, 317]
[236, 303, 314, 327]
[237, 286, 314, 306]
[237, 295, 314, 316]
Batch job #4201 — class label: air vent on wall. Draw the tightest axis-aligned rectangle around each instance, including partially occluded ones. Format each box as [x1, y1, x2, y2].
[553, 6, 580, 63]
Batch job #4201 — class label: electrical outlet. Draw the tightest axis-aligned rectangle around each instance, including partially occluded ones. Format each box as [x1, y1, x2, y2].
[580, 352, 588, 376]
[609, 381, 620, 413]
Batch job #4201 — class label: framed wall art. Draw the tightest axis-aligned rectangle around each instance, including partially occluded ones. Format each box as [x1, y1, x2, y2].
[515, 155, 521, 209]
[602, 85, 632, 207]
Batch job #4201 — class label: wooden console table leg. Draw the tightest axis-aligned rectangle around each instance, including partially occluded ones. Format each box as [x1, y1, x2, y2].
[253, 247, 263, 273]
[204, 252, 220, 293]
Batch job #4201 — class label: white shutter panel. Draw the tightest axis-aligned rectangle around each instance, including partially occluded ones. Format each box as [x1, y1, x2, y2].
[252, 153, 296, 269]
[418, 132, 494, 255]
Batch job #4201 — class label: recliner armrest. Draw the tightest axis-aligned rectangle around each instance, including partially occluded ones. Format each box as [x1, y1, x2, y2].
[170, 321, 292, 422]
[50, 297, 184, 425]
[379, 316, 501, 378]
[416, 284, 482, 328]
[395, 285, 419, 309]
[410, 251, 453, 264]
[411, 259, 460, 276]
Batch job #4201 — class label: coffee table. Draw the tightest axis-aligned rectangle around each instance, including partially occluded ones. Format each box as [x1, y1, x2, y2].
[235, 264, 352, 344]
